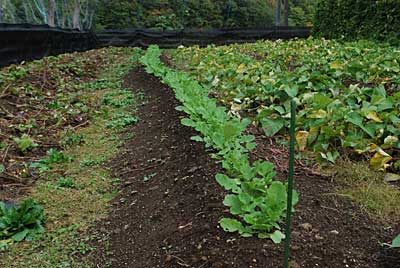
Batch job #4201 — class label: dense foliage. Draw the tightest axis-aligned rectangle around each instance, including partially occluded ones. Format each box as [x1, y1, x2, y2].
[314, 0, 400, 44]
[94, 0, 316, 30]
[141, 46, 297, 241]
[171, 39, 400, 171]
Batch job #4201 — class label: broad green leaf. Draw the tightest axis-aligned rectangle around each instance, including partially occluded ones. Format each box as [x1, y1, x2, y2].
[270, 230, 285, 244]
[223, 123, 237, 141]
[261, 118, 285, 136]
[254, 161, 274, 177]
[313, 94, 333, 108]
[216, 174, 239, 192]
[391, 234, 400, 248]
[0, 165, 5, 174]
[282, 85, 298, 98]
[238, 192, 252, 205]
[11, 229, 29, 242]
[219, 218, 244, 233]
[223, 194, 243, 215]
[181, 118, 195, 127]
[345, 112, 376, 138]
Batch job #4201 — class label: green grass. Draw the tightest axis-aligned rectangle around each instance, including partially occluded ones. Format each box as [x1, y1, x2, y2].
[0, 47, 142, 268]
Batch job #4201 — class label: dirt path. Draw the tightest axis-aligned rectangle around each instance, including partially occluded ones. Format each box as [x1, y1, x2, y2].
[90, 67, 399, 268]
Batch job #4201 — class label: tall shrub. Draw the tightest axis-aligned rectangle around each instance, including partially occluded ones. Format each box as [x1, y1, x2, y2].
[314, 0, 400, 44]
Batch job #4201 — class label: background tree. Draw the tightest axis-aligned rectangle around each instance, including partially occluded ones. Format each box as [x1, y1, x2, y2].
[0, 0, 3, 23]
[275, 0, 281, 26]
[283, 0, 289, 26]
[72, 0, 80, 29]
[48, 0, 55, 26]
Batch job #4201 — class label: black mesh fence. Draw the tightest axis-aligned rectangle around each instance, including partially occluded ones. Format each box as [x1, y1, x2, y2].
[0, 23, 98, 68]
[96, 27, 311, 48]
[0, 23, 310, 68]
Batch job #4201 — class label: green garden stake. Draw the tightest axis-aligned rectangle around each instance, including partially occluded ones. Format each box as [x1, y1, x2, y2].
[284, 99, 296, 268]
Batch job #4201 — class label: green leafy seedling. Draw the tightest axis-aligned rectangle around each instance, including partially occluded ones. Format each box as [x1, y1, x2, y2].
[13, 134, 38, 153]
[31, 149, 73, 172]
[0, 199, 45, 243]
[56, 177, 76, 189]
[385, 234, 400, 248]
[143, 173, 157, 182]
[61, 133, 86, 147]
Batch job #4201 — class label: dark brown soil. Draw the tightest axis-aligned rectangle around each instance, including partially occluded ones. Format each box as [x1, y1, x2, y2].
[90, 67, 400, 268]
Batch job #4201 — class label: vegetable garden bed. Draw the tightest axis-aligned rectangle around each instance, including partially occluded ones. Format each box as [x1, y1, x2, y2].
[89, 47, 398, 268]
[0, 40, 399, 268]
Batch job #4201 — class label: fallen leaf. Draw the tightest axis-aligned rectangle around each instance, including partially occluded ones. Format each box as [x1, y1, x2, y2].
[384, 173, 400, 183]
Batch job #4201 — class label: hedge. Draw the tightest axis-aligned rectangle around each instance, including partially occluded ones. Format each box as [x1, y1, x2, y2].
[313, 0, 400, 45]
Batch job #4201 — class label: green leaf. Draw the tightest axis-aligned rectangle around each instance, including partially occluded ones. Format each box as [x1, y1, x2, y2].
[261, 118, 285, 136]
[254, 161, 274, 177]
[313, 93, 333, 108]
[181, 118, 195, 127]
[238, 192, 252, 205]
[320, 151, 340, 164]
[223, 194, 243, 215]
[0, 165, 5, 174]
[282, 85, 298, 98]
[223, 123, 237, 141]
[11, 229, 29, 242]
[391, 234, 400, 248]
[270, 230, 285, 244]
[191, 136, 203, 142]
[345, 112, 376, 138]
[219, 218, 246, 234]
[215, 174, 240, 193]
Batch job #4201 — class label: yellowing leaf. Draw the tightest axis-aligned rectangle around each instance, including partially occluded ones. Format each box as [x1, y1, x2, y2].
[307, 127, 319, 145]
[370, 149, 392, 170]
[308, 109, 327, 119]
[296, 131, 309, 151]
[365, 110, 383, 122]
[236, 64, 246, 74]
[368, 143, 379, 151]
[330, 61, 344, 70]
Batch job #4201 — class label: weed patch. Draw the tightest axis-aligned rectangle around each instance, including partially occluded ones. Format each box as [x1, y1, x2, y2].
[0, 47, 142, 268]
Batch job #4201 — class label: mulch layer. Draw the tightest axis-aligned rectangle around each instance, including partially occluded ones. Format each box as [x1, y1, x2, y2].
[89, 66, 400, 268]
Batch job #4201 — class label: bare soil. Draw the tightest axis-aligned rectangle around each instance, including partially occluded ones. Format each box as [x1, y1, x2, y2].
[90, 67, 400, 268]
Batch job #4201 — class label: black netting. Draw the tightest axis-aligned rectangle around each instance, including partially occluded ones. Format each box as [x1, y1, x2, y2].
[0, 1, 313, 67]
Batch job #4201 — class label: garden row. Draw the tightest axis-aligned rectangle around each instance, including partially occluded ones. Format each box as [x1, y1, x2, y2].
[140, 45, 297, 241]
[171, 38, 400, 172]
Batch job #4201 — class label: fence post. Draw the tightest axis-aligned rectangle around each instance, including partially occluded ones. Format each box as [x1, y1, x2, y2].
[284, 99, 296, 268]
